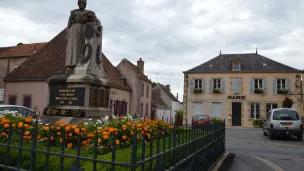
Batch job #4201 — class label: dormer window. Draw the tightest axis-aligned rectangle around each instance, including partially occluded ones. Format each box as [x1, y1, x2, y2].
[232, 60, 241, 71]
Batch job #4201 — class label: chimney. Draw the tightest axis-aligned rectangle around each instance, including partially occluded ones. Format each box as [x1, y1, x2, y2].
[166, 84, 170, 89]
[176, 93, 178, 100]
[137, 58, 144, 73]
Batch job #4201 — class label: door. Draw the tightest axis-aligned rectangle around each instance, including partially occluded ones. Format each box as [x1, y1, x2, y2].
[212, 102, 222, 118]
[232, 102, 242, 126]
[193, 102, 202, 116]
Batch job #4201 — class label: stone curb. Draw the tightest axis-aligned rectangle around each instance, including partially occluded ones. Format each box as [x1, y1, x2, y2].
[211, 152, 235, 171]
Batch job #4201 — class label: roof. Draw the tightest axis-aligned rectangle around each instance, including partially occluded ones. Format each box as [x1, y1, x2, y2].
[4, 29, 132, 92]
[0, 47, 11, 54]
[121, 59, 152, 84]
[152, 89, 169, 108]
[157, 83, 179, 102]
[185, 53, 301, 73]
[0, 42, 47, 58]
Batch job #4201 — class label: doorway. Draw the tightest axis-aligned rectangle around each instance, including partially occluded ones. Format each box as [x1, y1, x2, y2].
[232, 102, 242, 126]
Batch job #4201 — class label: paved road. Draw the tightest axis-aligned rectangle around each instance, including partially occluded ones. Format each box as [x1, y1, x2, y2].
[226, 128, 304, 171]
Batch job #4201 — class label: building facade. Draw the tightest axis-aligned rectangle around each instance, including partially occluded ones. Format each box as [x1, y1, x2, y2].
[151, 89, 171, 121]
[183, 53, 304, 127]
[153, 84, 180, 122]
[117, 58, 152, 118]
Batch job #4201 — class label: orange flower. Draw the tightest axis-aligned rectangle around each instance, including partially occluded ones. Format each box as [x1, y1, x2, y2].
[24, 131, 30, 136]
[55, 121, 61, 125]
[162, 131, 164, 135]
[57, 132, 61, 136]
[75, 128, 80, 134]
[4, 124, 9, 129]
[130, 130, 134, 135]
[24, 124, 29, 129]
[65, 126, 71, 132]
[122, 135, 127, 140]
[81, 127, 86, 132]
[27, 136, 32, 140]
[103, 135, 109, 140]
[98, 138, 102, 143]
[71, 125, 77, 129]
[116, 140, 120, 145]
[109, 128, 114, 133]
[43, 126, 48, 131]
[87, 133, 94, 138]
[67, 143, 73, 148]
[12, 123, 16, 128]
[68, 133, 73, 137]
[60, 138, 63, 143]
[24, 116, 32, 123]
[1, 132, 7, 137]
[18, 122, 23, 128]
[50, 136, 54, 140]
[37, 135, 41, 140]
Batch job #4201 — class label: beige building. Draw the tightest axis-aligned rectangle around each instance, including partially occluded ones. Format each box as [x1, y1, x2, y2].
[0, 43, 46, 103]
[183, 52, 304, 127]
[117, 58, 152, 118]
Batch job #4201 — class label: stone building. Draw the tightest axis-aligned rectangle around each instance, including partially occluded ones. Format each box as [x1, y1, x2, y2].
[183, 52, 304, 127]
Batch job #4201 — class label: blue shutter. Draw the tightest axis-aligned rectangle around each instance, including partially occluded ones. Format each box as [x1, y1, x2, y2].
[202, 79, 206, 93]
[263, 79, 268, 94]
[221, 79, 226, 93]
[286, 79, 291, 93]
[272, 79, 277, 94]
[237, 79, 241, 94]
[190, 79, 194, 94]
[209, 80, 213, 93]
[250, 79, 254, 94]
[232, 79, 237, 94]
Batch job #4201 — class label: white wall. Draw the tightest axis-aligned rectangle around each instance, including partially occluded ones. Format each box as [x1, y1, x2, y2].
[0, 89, 4, 103]
[156, 108, 171, 122]
[171, 101, 180, 122]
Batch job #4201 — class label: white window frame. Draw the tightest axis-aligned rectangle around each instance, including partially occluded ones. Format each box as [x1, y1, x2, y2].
[233, 63, 241, 70]
[277, 79, 286, 90]
[254, 79, 263, 89]
[213, 79, 221, 89]
[266, 103, 278, 114]
[251, 103, 260, 119]
[194, 79, 202, 89]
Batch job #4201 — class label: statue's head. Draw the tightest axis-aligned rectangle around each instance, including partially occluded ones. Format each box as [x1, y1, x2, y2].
[78, 0, 87, 10]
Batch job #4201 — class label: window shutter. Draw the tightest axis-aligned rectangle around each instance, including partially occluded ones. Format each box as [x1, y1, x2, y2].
[286, 79, 291, 93]
[190, 79, 194, 94]
[202, 79, 206, 93]
[232, 79, 237, 94]
[272, 79, 277, 94]
[209, 80, 214, 93]
[237, 79, 241, 94]
[250, 79, 254, 94]
[263, 79, 268, 94]
[221, 79, 226, 93]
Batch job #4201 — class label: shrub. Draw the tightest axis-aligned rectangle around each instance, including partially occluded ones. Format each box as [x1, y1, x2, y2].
[252, 119, 264, 127]
[282, 97, 293, 108]
[254, 88, 263, 94]
[213, 88, 221, 94]
[194, 88, 202, 94]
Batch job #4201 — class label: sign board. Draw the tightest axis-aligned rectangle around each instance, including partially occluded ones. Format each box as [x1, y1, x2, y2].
[49, 87, 85, 106]
[228, 95, 245, 100]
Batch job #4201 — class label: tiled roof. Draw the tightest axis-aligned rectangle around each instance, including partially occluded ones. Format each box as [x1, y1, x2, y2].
[0, 42, 47, 58]
[0, 47, 11, 54]
[185, 53, 301, 73]
[4, 29, 132, 92]
[158, 84, 179, 102]
[122, 59, 152, 84]
[152, 89, 168, 108]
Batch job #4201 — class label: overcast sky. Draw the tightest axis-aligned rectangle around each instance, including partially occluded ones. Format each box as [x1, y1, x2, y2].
[1, 0, 304, 102]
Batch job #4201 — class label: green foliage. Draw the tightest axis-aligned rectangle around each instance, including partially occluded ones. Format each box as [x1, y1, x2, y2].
[194, 88, 202, 94]
[254, 88, 263, 94]
[213, 88, 221, 94]
[252, 119, 264, 127]
[175, 109, 184, 117]
[282, 97, 293, 108]
[277, 89, 288, 94]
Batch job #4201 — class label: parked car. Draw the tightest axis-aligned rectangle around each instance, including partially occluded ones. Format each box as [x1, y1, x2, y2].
[0, 105, 34, 117]
[263, 108, 303, 141]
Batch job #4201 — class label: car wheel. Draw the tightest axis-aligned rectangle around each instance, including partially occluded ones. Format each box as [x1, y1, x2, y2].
[269, 131, 274, 140]
[297, 135, 303, 141]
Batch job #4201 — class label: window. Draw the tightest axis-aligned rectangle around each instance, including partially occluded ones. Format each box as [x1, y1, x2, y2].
[141, 83, 144, 97]
[277, 79, 286, 89]
[266, 103, 278, 115]
[146, 85, 149, 98]
[251, 103, 260, 119]
[140, 103, 143, 117]
[23, 96, 32, 109]
[254, 79, 263, 88]
[8, 96, 17, 105]
[146, 103, 148, 117]
[273, 110, 300, 120]
[232, 78, 241, 94]
[213, 79, 221, 89]
[233, 62, 241, 70]
[194, 79, 202, 89]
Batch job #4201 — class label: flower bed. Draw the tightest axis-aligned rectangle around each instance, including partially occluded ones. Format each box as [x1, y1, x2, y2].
[0, 112, 173, 155]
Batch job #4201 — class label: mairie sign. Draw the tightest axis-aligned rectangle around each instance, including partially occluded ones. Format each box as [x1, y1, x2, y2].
[228, 95, 245, 100]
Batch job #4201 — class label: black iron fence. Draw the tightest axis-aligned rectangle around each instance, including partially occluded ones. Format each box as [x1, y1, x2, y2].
[0, 120, 225, 171]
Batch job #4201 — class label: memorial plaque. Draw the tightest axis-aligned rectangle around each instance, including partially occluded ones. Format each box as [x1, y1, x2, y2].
[43, 108, 85, 117]
[49, 87, 85, 106]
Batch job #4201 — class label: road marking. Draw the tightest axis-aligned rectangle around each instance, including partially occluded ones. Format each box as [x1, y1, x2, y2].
[227, 138, 304, 148]
[235, 152, 286, 171]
